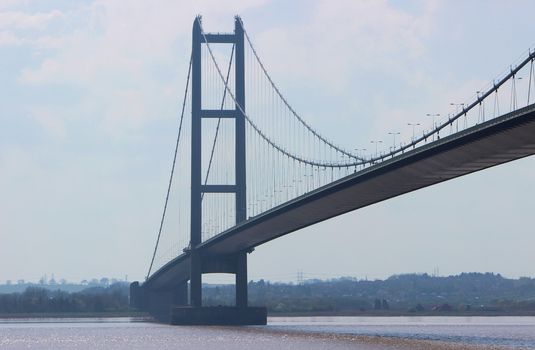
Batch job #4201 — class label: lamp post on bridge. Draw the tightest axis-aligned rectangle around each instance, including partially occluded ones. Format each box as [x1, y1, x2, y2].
[354, 148, 367, 171]
[387, 132, 400, 151]
[426, 114, 440, 140]
[354, 148, 367, 157]
[450, 102, 465, 112]
[426, 113, 440, 129]
[513, 76, 523, 110]
[450, 102, 465, 131]
[476, 91, 486, 123]
[407, 123, 421, 141]
[370, 140, 383, 159]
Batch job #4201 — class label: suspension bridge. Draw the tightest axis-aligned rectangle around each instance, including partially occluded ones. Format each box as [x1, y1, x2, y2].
[130, 16, 535, 324]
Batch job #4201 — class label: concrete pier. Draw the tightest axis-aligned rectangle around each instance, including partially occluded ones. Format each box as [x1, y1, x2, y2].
[171, 306, 267, 325]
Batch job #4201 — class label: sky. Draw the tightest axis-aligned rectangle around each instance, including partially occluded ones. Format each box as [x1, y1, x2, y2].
[1, 0, 535, 284]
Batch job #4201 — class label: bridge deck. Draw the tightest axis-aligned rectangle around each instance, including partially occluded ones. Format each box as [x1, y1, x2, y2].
[146, 104, 535, 290]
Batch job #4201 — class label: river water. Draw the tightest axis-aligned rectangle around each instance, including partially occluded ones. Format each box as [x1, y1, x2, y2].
[0, 316, 534, 349]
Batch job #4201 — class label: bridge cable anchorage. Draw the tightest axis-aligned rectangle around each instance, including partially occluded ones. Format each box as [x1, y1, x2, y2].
[201, 44, 235, 200]
[243, 30, 365, 162]
[146, 55, 193, 280]
[196, 18, 364, 169]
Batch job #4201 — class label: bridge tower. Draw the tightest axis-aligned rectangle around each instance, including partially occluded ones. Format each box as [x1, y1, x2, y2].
[179, 15, 265, 325]
[190, 15, 247, 307]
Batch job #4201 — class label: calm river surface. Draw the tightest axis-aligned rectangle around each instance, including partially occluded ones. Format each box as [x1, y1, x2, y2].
[0, 316, 534, 349]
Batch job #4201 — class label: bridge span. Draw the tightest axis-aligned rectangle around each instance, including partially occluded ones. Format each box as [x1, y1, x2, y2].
[131, 16, 535, 324]
[146, 104, 535, 290]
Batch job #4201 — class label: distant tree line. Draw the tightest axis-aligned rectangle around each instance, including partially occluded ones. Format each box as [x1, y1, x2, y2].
[3, 273, 535, 315]
[0, 277, 127, 294]
[202, 273, 535, 314]
[0, 283, 129, 314]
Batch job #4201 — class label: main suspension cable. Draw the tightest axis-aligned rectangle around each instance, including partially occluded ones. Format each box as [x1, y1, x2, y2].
[244, 30, 364, 162]
[200, 18, 535, 168]
[197, 18, 361, 168]
[146, 55, 192, 280]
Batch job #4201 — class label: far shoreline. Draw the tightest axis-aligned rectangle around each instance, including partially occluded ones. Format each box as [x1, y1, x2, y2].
[2, 310, 535, 319]
[0, 311, 150, 319]
[268, 310, 535, 317]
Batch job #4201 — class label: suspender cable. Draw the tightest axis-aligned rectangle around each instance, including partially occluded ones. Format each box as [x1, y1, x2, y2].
[244, 30, 364, 162]
[200, 17, 535, 168]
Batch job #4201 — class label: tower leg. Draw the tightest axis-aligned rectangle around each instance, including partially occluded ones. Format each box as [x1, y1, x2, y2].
[235, 252, 248, 307]
[190, 15, 203, 308]
[190, 251, 202, 307]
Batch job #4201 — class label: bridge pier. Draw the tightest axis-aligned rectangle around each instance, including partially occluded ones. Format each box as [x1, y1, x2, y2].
[130, 282, 188, 323]
[170, 251, 266, 325]
[170, 305, 267, 326]
[132, 252, 265, 325]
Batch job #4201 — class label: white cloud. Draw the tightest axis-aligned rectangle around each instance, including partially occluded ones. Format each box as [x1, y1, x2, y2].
[16, 0, 268, 135]
[252, 0, 440, 91]
[29, 106, 66, 139]
[0, 9, 62, 46]
[0, 29, 19, 45]
[0, 10, 62, 30]
[0, 0, 27, 11]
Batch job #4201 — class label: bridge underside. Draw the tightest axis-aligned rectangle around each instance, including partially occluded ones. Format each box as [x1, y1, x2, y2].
[144, 104, 535, 293]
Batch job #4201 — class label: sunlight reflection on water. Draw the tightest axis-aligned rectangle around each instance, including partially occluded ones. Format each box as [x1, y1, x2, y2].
[268, 316, 535, 348]
[0, 316, 533, 349]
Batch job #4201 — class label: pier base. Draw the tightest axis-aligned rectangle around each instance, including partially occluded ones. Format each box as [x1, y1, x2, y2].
[170, 306, 267, 325]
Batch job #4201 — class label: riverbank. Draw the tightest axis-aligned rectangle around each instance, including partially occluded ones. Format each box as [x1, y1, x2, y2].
[0, 311, 149, 319]
[2, 308, 535, 319]
[270, 309, 535, 317]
